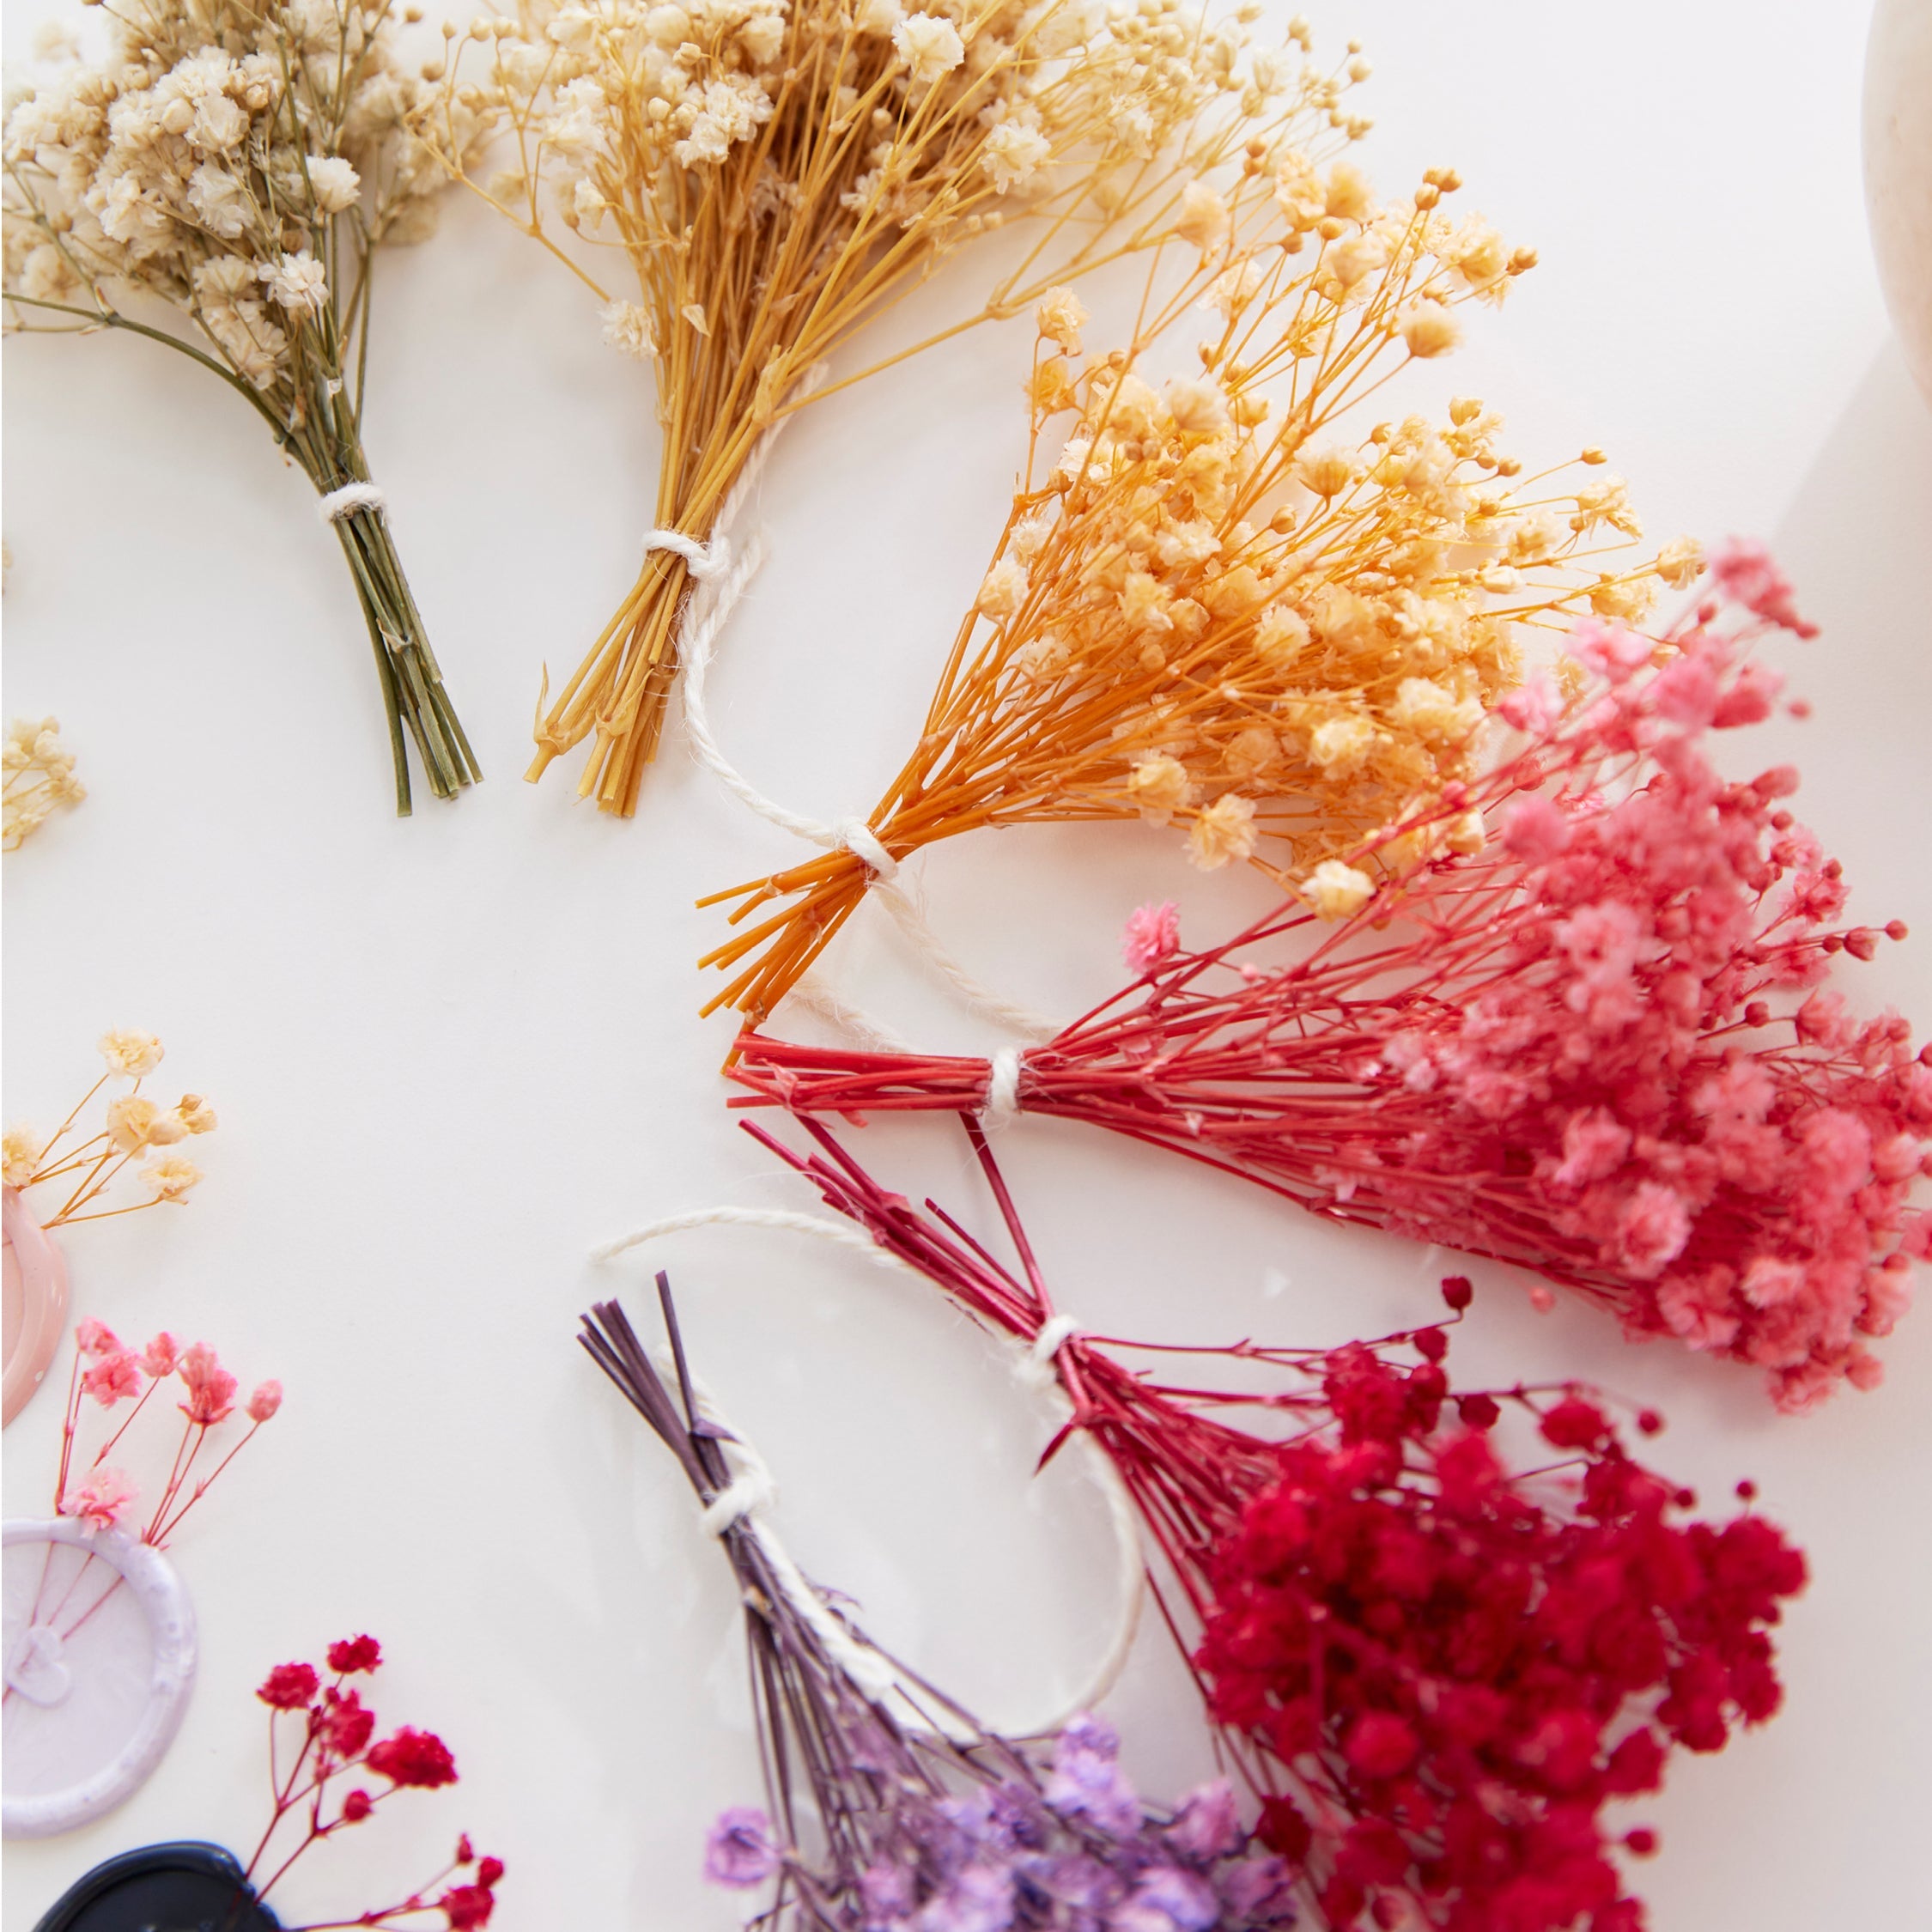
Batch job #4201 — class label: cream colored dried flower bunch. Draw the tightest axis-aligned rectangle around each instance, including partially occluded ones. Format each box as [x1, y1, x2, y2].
[3, 0, 487, 814]
[3, 1030, 215, 1226]
[422, 0, 1367, 815]
[3, 716, 86, 850]
[702, 155, 1698, 1021]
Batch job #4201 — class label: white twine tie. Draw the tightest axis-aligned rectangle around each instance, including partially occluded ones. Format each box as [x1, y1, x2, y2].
[665, 371, 1054, 1043]
[982, 1047, 1025, 1127]
[1015, 1313, 1083, 1394]
[598, 1208, 1145, 1734]
[319, 481, 386, 523]
[646, 1343, 908, 1711]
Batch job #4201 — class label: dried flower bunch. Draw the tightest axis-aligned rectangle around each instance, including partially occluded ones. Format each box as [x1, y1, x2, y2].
[3, 714, 85, 849]
[2, 0, 485, 813]
[580, 1285, 1301, 1930]
[732, 558, 1930, 1408]
[424, 0, 1373, 816]
[743, 1114, 1807, 1932]
[698, 151, 1682, 1020]
[247, 1637, 503, 1929]
[3, 1029, 216, 1225]
[54, 1315, 280, 1544]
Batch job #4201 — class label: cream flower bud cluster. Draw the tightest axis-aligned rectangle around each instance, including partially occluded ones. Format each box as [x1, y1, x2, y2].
[435, 0, 1348, 363]
[3, 714, 84, 851]
[2, 1031, 217, 1218]
[3, 0, 477, 401]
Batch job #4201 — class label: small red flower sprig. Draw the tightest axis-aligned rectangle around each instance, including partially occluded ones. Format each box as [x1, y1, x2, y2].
[242, 1637, 502, 1931]
[54, 1318, 280, 1547]
[742, 1113, 1808, 1931]
[733, 556, 1929, 1410]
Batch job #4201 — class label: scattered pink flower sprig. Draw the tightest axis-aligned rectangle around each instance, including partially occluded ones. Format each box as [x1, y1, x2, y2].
[743, 1112, 1807, 1932]
[54, 1318, 279, 1548]
[0, 1321, 283, 1722]
[733, 557, 1929, 1411]
[240, 1637, 501, 1931]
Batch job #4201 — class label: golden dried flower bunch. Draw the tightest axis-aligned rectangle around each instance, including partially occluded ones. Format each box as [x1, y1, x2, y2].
[3, 1030, 216, 1227]
[422, 0, 1370, 814]
[3, 716, 86, 851]
[701, 155, 1696, 1021]
[3, 0, 487, 812]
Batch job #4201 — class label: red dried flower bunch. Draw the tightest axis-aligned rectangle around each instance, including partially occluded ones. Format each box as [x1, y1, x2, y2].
[241, 1636, 501, 1931]
[732, 558, 1929, 1409]
[742, 1115, 1806, 1929]
[1200, 1347, 1806, 1932]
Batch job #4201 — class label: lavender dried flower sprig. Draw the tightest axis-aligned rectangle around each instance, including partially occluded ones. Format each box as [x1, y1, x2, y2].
[578, 1283, 1301, 1931]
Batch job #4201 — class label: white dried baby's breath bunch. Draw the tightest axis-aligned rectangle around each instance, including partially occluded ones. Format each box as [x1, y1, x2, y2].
[422, 0, 1371, 815]
[3, 0, 488, 812]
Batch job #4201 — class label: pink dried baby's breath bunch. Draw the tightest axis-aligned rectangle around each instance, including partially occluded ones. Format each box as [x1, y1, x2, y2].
[732, 559, 1928, 1408]
[3, 1029, 217, 1229]
[738, 1114, 1805, 1931]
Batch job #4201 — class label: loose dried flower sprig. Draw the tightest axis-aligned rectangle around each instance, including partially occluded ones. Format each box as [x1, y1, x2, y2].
[738, 1112, 1807, 1932]
[732, 556, 1930, 1409]
[580, 1283, 1301, 1932]
[2, 1, 486, 813]
[52, 1316, 280, 1546]
[426, 0, 1375, 815]
[699, 147, 1684, 1020]
[2, 1320, 278, 1712]
[3, 1029, 216, 1225]
[246, 1637, 502, 1929]
[3, 715, 85, 850]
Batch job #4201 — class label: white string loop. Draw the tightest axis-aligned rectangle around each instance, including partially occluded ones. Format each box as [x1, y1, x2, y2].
[784, 972, 916, 1055]
[319, 482, 386, 524]
[646, 1343, 908, 1711]
[598, 1208, 1145, 1733]
[666, 370, 1056, 1042]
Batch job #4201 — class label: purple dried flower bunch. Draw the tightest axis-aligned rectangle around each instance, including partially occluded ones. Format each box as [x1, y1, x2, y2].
[579, 1283, 1299, 1931]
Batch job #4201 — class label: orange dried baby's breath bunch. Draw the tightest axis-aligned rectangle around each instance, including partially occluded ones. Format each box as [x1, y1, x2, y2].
[422, 0, 1370, 814]
[701, 155, 1693, 1021]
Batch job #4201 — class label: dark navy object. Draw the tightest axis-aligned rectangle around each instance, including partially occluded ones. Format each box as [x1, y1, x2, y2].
[32, 1843, 281, 1932]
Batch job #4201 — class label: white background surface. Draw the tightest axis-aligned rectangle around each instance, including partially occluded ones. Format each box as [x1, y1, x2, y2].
[5, 2, 1931, 1925]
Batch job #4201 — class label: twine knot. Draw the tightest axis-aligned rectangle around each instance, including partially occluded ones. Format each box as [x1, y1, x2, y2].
[319, 481, 386, 524]
[645, 527, 732, 583]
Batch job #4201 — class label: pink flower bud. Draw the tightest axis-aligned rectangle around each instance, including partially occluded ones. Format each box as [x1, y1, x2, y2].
[246, 1379, 283, 1423]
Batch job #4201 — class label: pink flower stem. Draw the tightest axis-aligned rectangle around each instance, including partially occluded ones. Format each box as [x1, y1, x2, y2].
[145, 1416, 206, 1545]
[149, 1421, 260, 1546]
[94, 1376, 161, 1466]
[53, 1346, 86, 1512]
